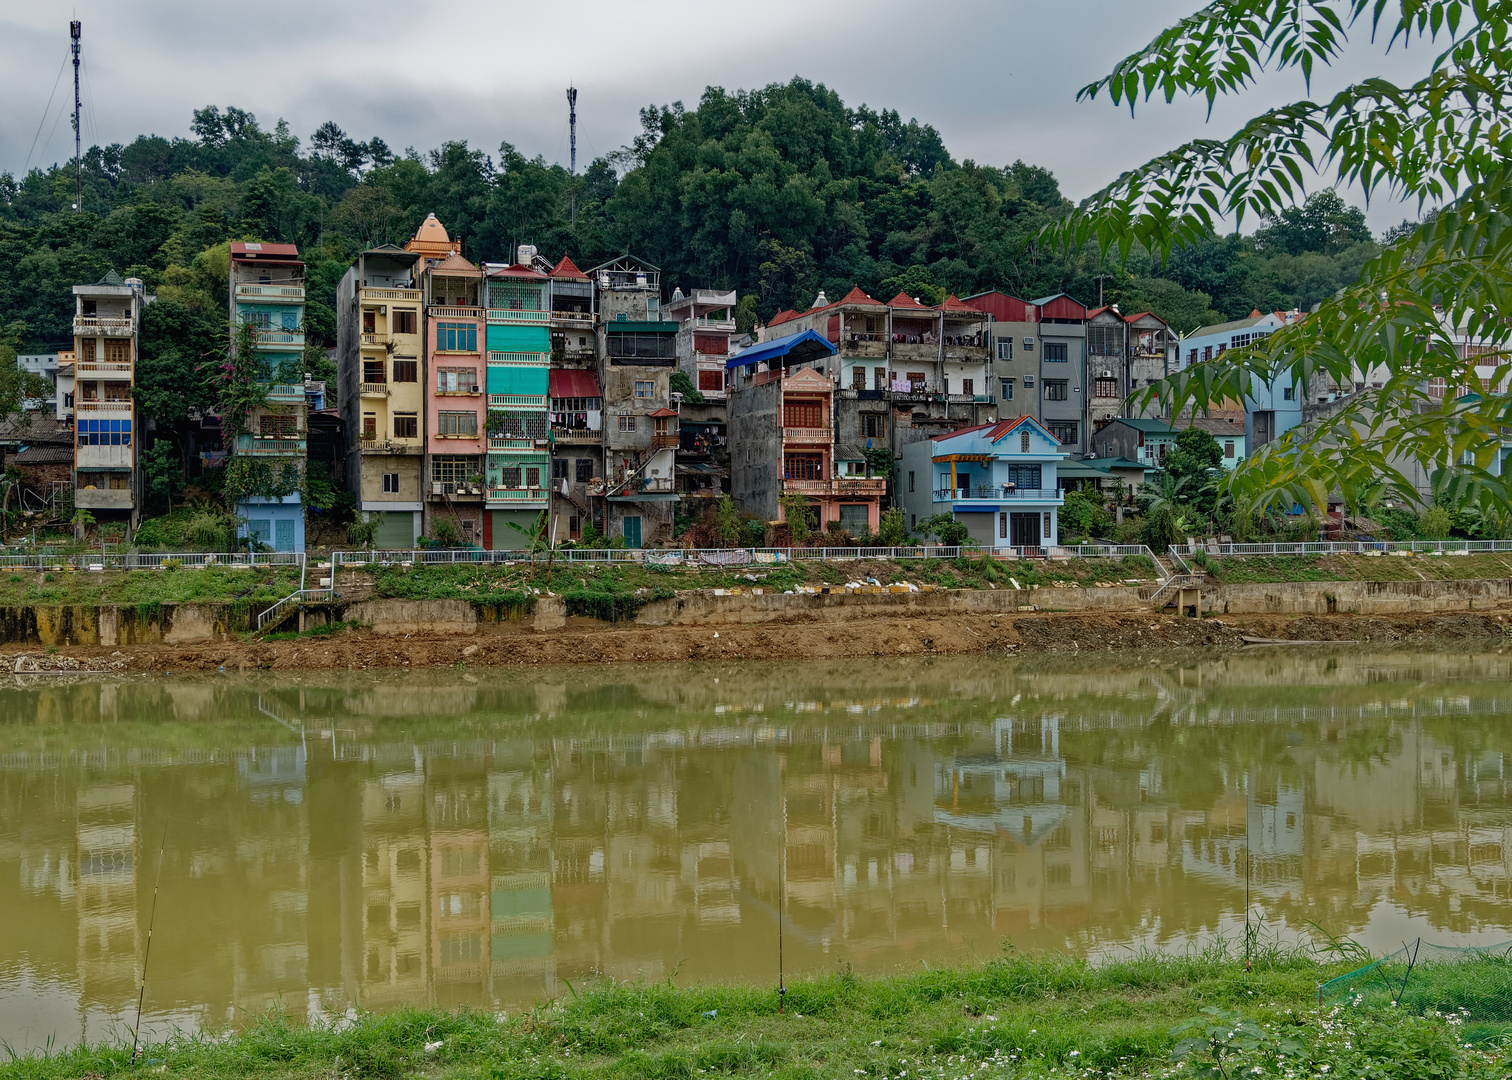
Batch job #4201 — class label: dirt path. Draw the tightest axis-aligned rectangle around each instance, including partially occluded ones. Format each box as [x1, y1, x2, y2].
[5, 607, 1509, 673]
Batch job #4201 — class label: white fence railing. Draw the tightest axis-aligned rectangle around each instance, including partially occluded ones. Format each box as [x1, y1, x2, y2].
[1181, 539, 1512, 557]
[0, 551, 303, 571]
[324, 543, 1164, 568]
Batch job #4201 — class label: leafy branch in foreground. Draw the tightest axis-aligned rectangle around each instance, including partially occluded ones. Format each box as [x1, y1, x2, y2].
[1055, 0, 1512, 518]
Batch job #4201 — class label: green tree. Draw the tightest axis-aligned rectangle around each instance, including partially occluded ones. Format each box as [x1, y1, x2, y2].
[877, 507, 907, 546]
[918, 512, 970, 546]
[780, 493, 813, 544]
[1058, 0, 1512, 521]
[714, 494, 740, 544]
[669, 369, 705, 404]
[143, 441, 186, 513]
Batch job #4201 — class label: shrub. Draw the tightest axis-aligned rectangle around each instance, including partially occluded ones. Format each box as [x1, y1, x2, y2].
[1419, 505, 1454, 540]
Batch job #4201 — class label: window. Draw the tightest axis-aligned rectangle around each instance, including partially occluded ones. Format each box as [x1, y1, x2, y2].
[1044, 342, 1068, 362]
[1188, 348, 1198, 363]
[81, 339, 96, 361]
[436, 410, 477, 437]
[874, 367, 886, 391]
[393, 310, 417, 335]
[1044, 379, 1068, 401]
[490, 411, 547, 439]
[1095, 377, 1119, 398]
[1043, 512, 1052, 539]
[1230, 333, 1252, 349]
[617, 415, 637, 432]
[392, 359, 418, 382]
[1007, 464, 1042, 489]
[500, 466, 522, 487]
[862, 413, 883, 438]
[553, 459, 569, 480]
[908, 470, 915, 493]
[489, 281, 542, 310]
[526, 466, 541, 488]
[431, 455, 481, 489]
[436, 367, 478, 393]
[259, 414, 297, 436]
[76, 418, 132, 446]
[1282, 385, 1295, 401]
[1000, 512, 1007, 539]
[363, 359, 385, 383]
[698, 369, 723, 392]
[997, 339, 1013, 360]
[784, 400, 824, 428]
[906, 371, 927, 391]
[634, 380, 654, 399]
[382, 473, 400, 493]
[1088, 325, 1124, 355]
[281, 311, 298, 331]
[436, 322, 477, 352]
[1047, 420, 1078, 446]
[606, 331, 676, 361]
[1001, 378, 1014, 400]
[784, 453, 824, 480]
[852, 367, 866, 390]
[1020, 431, 1030, 452]
[962, 379, 974, 396]
[576, 458, 594, 482]
[362, 310, 376, 333]
[1203, 345, 1213, 361]
[1224, 440, 1236, 458]
[362, 415, 377, 439]
[394, 414, 418, 439]
[245, 311, 272, 329]
[104, 340, 129, 362]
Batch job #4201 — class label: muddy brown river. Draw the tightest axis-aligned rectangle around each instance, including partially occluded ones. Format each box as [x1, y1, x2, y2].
[3, 649, 1512, 1051]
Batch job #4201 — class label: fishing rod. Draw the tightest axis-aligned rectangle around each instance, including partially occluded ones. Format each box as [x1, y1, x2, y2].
[131, 823, 168, 1067]
[1244, 803, 1252, 973]
[777, 834, 786, 1014]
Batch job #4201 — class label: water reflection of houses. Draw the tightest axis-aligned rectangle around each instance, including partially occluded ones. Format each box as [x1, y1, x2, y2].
[75, 783, 138, 1006]
[488, 740, 554, 1000]
[358, 755, 428, 1009]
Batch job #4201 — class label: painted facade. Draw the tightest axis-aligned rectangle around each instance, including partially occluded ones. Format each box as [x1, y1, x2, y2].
[896, 417, 1067, 548]
[229, 242, 308, 552]
[482, 260, 552, 547]
[70, 271, 150, 524]
[667, 287, 736, 402]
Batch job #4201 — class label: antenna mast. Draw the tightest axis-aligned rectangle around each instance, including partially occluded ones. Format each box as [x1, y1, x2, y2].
[567, 85, 578, 225]
[70, 20, 82, 211]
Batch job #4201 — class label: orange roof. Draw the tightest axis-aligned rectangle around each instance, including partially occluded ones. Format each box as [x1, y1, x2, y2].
[550, 254, 588, 280]
[230, 241, 299, 259]
[429, 251, 480, 275]
[888, 291, 931, 310]
[647, 407, 679, 418]
[831, 286, 884, 308]
[488, 262, 548, 280]
[406, 213, 462, 258]
[767, 309, 800, 326]
[1122, 310, 1166, 325]
[935, 414, 1049, 445]
[938, 294, 983, 313]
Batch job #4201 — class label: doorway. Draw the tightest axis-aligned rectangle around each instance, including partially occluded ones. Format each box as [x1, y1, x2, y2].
[1009, 512, 1039, 547]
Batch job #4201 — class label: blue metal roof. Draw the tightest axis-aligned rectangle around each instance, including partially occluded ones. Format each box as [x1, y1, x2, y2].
[726, 329, 836, 369]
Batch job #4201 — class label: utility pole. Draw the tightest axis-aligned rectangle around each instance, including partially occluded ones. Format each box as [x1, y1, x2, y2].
[566, 85, 578, 225]
[70, 20, 82, 211]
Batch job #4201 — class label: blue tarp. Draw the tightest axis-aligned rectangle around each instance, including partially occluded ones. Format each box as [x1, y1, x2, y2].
[726, 329, 837, 369]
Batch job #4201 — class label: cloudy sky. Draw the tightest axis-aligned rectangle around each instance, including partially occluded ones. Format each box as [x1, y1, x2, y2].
[4, 0, 1425, 230]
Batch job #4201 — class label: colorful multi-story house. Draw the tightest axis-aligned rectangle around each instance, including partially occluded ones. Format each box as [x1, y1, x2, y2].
[482, 256, 552, 547]
[728, 332, 885, 535]
[963, 290, 1041, 420]
[591, 254, 681, 548]
[412, 234, 485, 545]
[337, 245, 425, 548]
[541, 254, 603, 542]
[666, 287, 737, 402]
[228, 242, 308, 551]
[896, 416, 1067, 548]
[70, 271, 150, 526]
[1027, 293, 1089, 456]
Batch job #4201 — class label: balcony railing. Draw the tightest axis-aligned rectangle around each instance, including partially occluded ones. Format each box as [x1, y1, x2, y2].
[781, 478, 887, 496]
[75, 400, 133, 412]
[430, 306, 482, 318]
[551, 428, 602, 443]
[486, 308, 551, 323]
[266, 383, 306, 403]
[935, 487, 1062, 501]
[488, 393, 548, 408]
[359, 439, 420, 454]
[361, 333, 390, 346]
[236, 435, 307, 456]
[434, 387, 480, 396]
[550, 311, 594, 326]
[74, 488, 135, 510]
[693, 316, 736, 330]
[486, 487, 549, 503]
[360, 382, 390, 397]
[258, 331, 304, 346]
[360, 288, 421, 301]
[73, 316, 135, 337]
[487, 351, 549, 365]
[783, 425, 832, 442]
[487, 437, 541, 450]
[651, 433, 679, 449]
[235, 283, 305, 301]
[76, 361, 132, 377]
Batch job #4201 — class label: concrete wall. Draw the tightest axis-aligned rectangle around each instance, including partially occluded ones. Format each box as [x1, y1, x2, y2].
[728, 377, 782, 521]
[1214, 578, 1512, 614]
[0, 602, 237, 647]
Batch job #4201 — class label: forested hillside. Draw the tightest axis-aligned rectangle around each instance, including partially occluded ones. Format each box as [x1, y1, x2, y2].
[1, 77, 1388, 417]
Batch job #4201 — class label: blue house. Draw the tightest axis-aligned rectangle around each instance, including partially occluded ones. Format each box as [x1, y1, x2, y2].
[897, 416, 1068, 548]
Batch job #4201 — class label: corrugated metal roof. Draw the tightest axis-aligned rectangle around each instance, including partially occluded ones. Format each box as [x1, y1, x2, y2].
[549, 369, 599, 398]
[726, 329, 836, 369]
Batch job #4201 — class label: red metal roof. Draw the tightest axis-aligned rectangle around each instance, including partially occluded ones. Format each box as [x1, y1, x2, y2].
[934, 414, 1055, 445]
[937, 294, 982, 313]
[887, 291, 931, 310]
[550, 255, 589, 279]
[647, 407, 679, 418]
[549, 369, 600, 398]
[230, 241, 300, 258]
[961, 291, 1037, 323]
[832, 286, 883, 308]
[488, 263, 549, 280]
[767, 309, 800, 327]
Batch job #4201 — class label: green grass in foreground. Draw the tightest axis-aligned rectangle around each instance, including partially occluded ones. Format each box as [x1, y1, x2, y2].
[0, 564, 301, 610]
[4, 948, 1507, 1080]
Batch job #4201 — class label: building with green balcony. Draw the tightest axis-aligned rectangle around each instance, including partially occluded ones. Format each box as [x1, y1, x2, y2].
[481, 256, 552, 548]
[228, 241, 308, 551]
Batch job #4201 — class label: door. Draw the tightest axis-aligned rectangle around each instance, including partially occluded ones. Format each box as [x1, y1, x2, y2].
[374, 511, 415, 550]
[274, 518, 295, 553]
[247, 519, 270, 549]
[623, 515, 642, 548]
[1009, 512, 1039, 548]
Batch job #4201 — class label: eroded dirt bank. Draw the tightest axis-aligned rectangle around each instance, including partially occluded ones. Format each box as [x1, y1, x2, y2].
[5, 607, 1510, 673]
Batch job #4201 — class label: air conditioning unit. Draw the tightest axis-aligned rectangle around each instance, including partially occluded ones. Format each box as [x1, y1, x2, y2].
[379, 305, 387, 315]
[1100, 370, 1113, 379]
[431, 482, 443, 495]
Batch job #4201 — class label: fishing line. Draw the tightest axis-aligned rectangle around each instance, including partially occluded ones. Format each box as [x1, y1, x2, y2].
[778, 834, 786, 1013]
[24, 50, 71, 174]
[131, 823, 168, 1067]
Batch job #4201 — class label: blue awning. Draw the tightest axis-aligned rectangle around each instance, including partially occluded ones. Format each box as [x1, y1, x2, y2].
[726, 329, 836, 369]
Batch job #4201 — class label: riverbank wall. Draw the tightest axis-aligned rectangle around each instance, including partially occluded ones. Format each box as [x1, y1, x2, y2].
[2, 576, 1509, 647]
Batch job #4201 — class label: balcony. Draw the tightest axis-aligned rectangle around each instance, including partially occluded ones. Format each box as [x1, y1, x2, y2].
[486, 308, 551, 324]
[434, 386, 480, 397]
[73, 316, 134, 337]
[266, 383, 306, 404]
[651, 433, 679, 449]
[487, 351, 549, 365]
[551, 427, 602, 444]
[359, 439, 421, 455]
[236, 435, 306, 456]
[550, 311, 594, 328]
[360, 382, 390, 397]
[488, 393, 548, 408]
[361, 333, 390, 347]
[783, 425, 832, 443]
[77, 444, 133, 468]
[76, 361, 132, 378]
[257, 330, 304, 348]
[840, 338, 889, 358]
[935, 487, 1063, 502]
[782, 478, 886, 497]
[486, 487, 549, 504]
[75, 400, 132, 414]
[487, 437, 542, 451]
[430, 481, 484, 500]
[430, 306, 483, 319]
[360, 287, 421, 302]
[74, 487, 135, 510]
[235, 283, 305, 302]
[693, 315, 736, 330]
